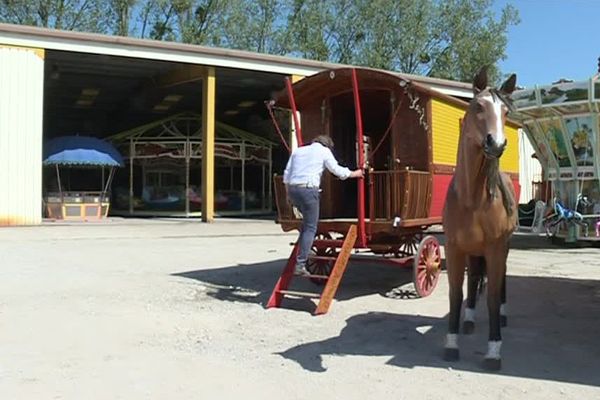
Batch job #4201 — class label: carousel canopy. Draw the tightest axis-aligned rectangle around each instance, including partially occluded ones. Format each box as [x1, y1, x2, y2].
[511, 75, 600, 177]
[43, 136, 124, 167]
[106, 112, 274, 164]
[108, 111, 273, 146]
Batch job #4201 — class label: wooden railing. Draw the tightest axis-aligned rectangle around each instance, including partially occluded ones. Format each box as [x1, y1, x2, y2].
[273, 169, 432, 223]
[369, 169, 431, 220]
[273, 175, 297, 221]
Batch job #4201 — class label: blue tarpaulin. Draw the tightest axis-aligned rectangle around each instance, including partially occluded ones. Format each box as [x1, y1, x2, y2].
[43, 136, 124, 167]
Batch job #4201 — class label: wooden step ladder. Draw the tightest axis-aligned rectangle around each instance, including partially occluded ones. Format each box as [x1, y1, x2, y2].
[267, 225, 357, 315]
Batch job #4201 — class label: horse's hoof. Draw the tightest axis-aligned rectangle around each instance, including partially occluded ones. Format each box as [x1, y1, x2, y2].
[443, 348, 460, 362]
[500, 315, 507, 327]
[463, 320, 475, 334]
[483, 358, 502, 371]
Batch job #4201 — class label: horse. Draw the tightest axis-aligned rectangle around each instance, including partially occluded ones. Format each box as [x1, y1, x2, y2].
[442, 66, 518, 371]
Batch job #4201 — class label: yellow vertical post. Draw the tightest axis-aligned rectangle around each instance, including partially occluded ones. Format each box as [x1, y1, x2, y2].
[202, 66, 216, 222]
[289, 74, 304, 151]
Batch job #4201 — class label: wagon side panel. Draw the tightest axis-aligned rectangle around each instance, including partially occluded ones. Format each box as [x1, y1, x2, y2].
[429, 99, 463, 218]
[428, 99, 522, 218]
[502, 123, 522, 200]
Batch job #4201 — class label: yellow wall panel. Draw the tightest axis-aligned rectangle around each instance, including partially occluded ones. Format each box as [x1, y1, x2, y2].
[499, 124, 519, 173]
[431, 99, 463, 166]
[431, 99, 519, 173]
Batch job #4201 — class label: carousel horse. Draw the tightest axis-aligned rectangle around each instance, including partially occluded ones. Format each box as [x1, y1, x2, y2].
[442, 66, 518, 371]
[544, 194, 590, 237]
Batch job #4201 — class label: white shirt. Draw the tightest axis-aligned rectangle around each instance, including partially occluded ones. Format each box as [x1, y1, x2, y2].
[283, 142, 352, 187]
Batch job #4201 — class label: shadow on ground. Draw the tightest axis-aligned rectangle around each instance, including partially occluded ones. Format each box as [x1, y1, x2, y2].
[175, 254, 600, 386]
[277, 274, 600, 386]
[174, 258, 419, 313]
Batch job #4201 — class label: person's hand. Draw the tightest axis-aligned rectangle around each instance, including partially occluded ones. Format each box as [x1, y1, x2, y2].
[351, 169, 364, 179]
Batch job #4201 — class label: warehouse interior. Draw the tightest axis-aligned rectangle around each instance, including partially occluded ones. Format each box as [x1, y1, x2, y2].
[42, 49, 292, 218]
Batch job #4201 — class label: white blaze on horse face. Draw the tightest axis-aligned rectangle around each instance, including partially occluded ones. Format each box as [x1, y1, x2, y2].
[481, 93, 506, 147]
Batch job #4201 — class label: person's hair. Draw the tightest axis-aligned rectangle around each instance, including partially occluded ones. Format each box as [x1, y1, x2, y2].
[312, 135, 334, 149]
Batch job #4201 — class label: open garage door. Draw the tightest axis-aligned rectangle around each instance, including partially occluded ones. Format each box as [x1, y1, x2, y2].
[42, 50, 290, 220]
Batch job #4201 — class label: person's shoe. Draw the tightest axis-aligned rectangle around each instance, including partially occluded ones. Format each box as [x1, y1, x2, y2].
[294, 264, 310, 276]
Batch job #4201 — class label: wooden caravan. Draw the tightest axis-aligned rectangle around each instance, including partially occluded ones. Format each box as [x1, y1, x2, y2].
[266, 67, 520, 311]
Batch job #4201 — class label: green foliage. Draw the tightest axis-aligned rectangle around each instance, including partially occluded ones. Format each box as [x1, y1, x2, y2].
[0, 0, 110, 32]
[0, 0, 520, 82]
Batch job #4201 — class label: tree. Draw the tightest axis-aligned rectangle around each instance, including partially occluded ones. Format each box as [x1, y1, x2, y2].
[168, 0, 227, 45]
[428, 0, 519, 82]
[217, 0, 285, 54]
[0, 0, 109, 33]
[107, 0, 138, 36]
[281, 0, 331, 61]
[352, 0, 519, 83]
[0, 0, 519, 82]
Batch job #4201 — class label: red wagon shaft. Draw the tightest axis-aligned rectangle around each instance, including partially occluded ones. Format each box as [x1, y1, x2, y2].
[351, 68, 368, 248]
[285, 76, 303, 147]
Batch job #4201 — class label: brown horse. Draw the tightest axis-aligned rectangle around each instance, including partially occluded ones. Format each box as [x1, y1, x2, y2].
[442, 66, 517, 371]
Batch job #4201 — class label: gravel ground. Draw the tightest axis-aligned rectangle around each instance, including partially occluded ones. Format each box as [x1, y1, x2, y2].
[0, 218, 599, 399]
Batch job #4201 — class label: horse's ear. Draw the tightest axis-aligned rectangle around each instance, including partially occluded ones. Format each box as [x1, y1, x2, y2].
[473, 66, 488, 94]
[500, 74, 517, 95]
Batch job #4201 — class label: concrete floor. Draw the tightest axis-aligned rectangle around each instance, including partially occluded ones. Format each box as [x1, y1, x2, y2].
[0, 218, 599, 399]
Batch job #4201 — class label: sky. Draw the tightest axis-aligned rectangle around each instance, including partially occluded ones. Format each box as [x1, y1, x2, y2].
[494, 0, 600, 88]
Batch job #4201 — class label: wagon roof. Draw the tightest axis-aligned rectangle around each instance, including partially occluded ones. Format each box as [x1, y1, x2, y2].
[273, 67, 471, 111]
[273, 67, 520, 128]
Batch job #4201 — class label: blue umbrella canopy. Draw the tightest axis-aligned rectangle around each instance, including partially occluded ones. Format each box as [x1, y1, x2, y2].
[43, 136, 124, 167]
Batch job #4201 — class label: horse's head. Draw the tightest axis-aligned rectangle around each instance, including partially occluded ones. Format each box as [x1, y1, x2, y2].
[465, 66, 517, 160]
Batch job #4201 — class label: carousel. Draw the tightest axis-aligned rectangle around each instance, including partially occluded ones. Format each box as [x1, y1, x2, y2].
[512, 74, 600, 243]
[43, 135, 124, 220]
[107, 112, 274, 217]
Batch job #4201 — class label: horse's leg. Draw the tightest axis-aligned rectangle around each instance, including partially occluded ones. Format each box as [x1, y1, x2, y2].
[500, 271, 507, 327]
[500, 244, 508, 328]
[444, 244, 466, 361]
[482, 243, 508, 371]
[464, 256, 485, 334]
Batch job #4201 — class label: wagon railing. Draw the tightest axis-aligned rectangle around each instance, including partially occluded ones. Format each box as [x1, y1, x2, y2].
[273, 175, 297, 222]
[274, 169, 432, 224]
[369, 169, 431, 221]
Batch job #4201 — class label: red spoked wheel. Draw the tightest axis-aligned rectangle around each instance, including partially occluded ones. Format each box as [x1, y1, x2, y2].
[413, 235, 442, 297]
[306, 233, 337, 285]
[394, 233, 421, 257]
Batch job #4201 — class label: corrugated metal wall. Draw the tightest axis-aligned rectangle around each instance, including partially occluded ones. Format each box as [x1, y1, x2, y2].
[0, 46, 45, 226]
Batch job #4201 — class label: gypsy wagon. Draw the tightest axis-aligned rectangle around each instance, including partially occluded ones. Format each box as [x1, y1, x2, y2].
[266, 68, 520, 313]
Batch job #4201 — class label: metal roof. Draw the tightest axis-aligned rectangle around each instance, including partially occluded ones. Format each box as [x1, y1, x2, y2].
[0, 23, 473, 98]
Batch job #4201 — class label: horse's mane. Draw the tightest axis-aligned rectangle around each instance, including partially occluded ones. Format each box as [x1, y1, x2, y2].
[484, 157, 514, 216]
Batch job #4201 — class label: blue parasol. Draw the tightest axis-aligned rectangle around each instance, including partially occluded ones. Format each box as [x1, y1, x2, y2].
[43, 136, 124, 167]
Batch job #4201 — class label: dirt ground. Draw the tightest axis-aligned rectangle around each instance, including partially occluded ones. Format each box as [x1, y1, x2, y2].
[0, 218, 599, 399]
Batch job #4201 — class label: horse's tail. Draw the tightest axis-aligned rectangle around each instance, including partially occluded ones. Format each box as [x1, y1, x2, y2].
[471, 256, 487, 297]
